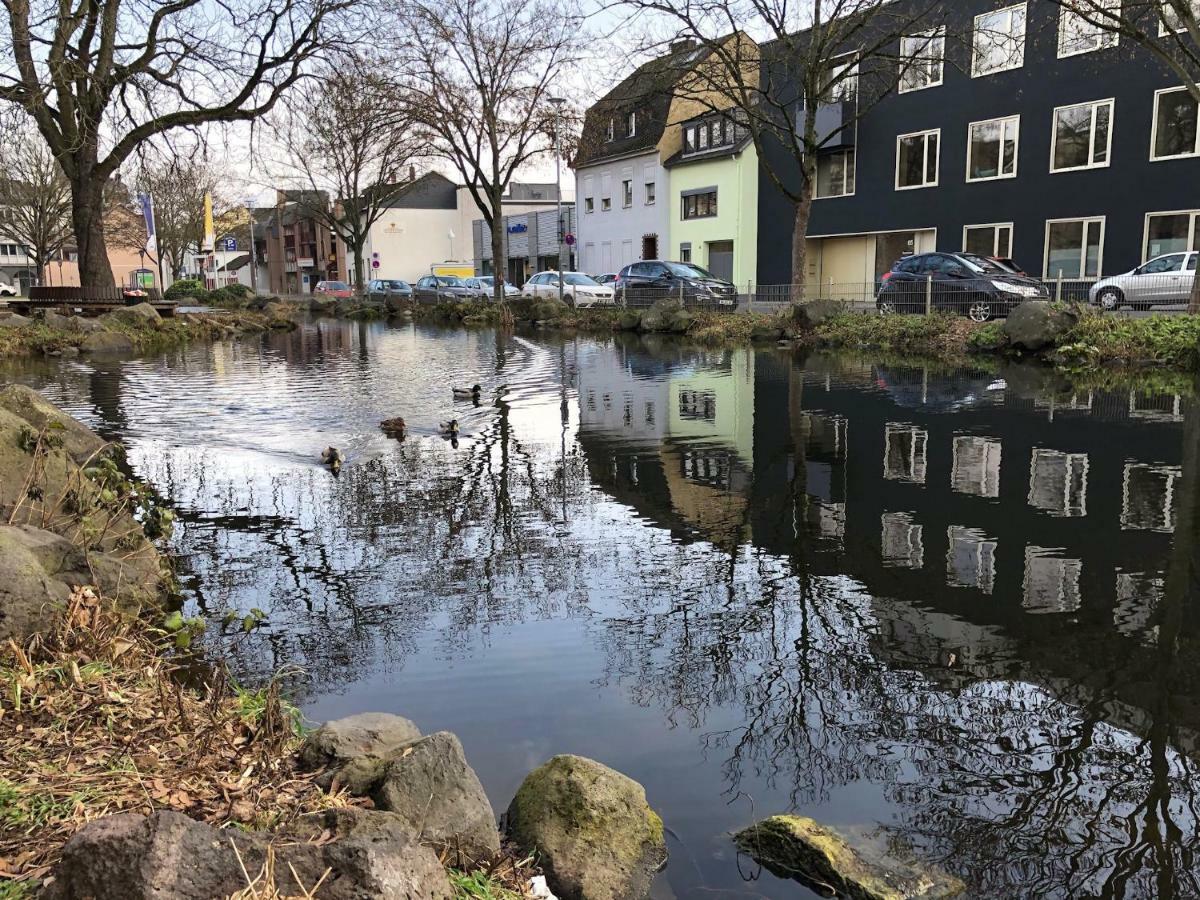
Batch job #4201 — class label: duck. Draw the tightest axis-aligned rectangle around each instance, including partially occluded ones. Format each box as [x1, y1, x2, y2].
[380, 417, 407, 439]
[439, 419, 460, 436]
[320, 446, 344, 473]
[452, 384, 482, 400]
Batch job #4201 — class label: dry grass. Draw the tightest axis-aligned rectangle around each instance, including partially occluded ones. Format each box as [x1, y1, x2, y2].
[0, 587, 350, 886]
[227, 844, 332, 900]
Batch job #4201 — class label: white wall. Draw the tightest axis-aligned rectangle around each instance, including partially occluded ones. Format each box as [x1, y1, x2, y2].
[364, 207, 469, 283]
[575, 151, 669, 276]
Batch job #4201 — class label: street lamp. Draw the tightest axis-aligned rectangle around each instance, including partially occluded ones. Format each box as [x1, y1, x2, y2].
[244, 198, 259, 296]
[549, 96, 567, 306]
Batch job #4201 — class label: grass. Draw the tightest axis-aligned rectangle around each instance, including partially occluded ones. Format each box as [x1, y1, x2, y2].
[1056, 309, 1200, 368]
[449, 869, 528, 900]
[812, 312, 988, 360]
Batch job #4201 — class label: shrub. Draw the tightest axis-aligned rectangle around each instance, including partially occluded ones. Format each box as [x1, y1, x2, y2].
[163, 278, 208, 303]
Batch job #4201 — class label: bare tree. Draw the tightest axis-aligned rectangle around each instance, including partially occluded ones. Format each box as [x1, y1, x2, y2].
[0, 0, 356, 288]
[394, 0, 581, 305]
[0, 117, 72, 283]
[133, 153, 220, 280]
[270, 53, 421, 292]
[1048, 1, 1200, 311]
[615, 0, 945, 299]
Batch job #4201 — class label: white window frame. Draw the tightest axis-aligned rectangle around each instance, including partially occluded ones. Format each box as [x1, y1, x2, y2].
[899, 28, 945, 93]
[1143, 208, 1200, 260]
[1160, 0, 1200, 36]
[963, 222, 1014, 258]
[1050, 98, 1114, 173]
[966, 114, 1021, 182]
[584, 197, 594, 214]
[815, 149, 856, 199]
[600, 197, 611, 211]
[895, 128, 940, 191]
[1043, 216, 1106, 279]
[622, 179, 633, 208]
[606, 119, 615, 142]
[972, 2, 1027, 78]
[644, 182, 656, 205]
[1057, 0, 1120, 57]
[1150, 87, 1200, 161]
[626, 112, 636, 137]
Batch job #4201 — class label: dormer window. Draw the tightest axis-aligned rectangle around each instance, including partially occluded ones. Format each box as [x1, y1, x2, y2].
[626, 111, 637, 137]
[682, 113, 740, 156]
[606, 118, 615, 141]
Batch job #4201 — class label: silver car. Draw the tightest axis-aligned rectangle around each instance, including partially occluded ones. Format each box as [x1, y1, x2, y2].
[1089, 251, 1197, 310]
[465, 276, 518, 300]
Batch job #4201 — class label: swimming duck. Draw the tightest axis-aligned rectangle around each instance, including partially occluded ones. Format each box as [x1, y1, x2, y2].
[452, 384, 482, 400]
[439, 419, 460, 436]
[380, 417, 407, 439]
[320, 446, 344, 473]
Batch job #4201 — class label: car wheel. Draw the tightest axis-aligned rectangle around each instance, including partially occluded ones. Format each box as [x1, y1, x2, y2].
[967, 300, 992, 322]
[1095, 287, 1123, 311]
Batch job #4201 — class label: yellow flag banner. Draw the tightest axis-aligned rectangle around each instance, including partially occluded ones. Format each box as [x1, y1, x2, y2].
[202, 192, 215, 252]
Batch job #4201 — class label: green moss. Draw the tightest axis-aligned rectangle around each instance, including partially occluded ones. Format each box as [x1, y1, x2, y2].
[0, 878, 37, 899]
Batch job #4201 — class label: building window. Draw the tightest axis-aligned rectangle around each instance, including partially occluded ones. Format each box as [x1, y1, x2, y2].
[899, 29, 944, 92]
[973, 3, 1027, 77]
[1044, 217, 1105, 278]
[698, 126, 709, 150]
[606, 118, 614, 141]
[601, 197, 611, 211]
[626, 111, 636, 137]
[967, 115, 1019, 181]
[816, 149, 856, 198]
[1144, 210, 1200, 259]
[622, 180, 633, 207]
[1051, 98, 1113, 172]
[1160, 1, 1200, 36]
[584, 198, 594, 213]
[681, 190, 717, 220]
[645, 182, 656, 205]
[1151, 88, 1200, 160]
[951, 436, 1003, 498]
[964, 223, 1014, 258]
[1058, 0, 1119, 56]
[821, 54, 859, 103]
[884, 423, 927, 483]
[895, 129, 939, 190]
[680, 242, 692, 262]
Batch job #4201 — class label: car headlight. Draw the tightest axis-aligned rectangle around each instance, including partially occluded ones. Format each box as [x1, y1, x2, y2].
[992, 281, 1041, 297]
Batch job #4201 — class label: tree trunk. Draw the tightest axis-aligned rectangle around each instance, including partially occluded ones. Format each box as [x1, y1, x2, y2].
[1189, 266, 1200, 314]
[790, 178, 814, 304]
[490, 187, 506, 306]
[70, 171, 115, 289]
[351, 239, 366, 293]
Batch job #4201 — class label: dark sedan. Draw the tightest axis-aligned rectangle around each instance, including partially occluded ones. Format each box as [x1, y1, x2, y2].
[876, 252, 1048, 321]
[412, 275, 478, 304]
[613, 260, 737, 307]
[367, 279, 412, 302]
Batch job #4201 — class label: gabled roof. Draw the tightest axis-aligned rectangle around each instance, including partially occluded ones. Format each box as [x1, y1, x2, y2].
[574, 40, 715, 169]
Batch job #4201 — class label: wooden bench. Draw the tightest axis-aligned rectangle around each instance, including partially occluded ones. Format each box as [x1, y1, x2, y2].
[12, 286, 177, 318]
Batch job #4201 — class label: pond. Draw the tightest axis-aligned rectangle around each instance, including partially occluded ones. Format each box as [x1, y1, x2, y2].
[3, 319, 1199, 898]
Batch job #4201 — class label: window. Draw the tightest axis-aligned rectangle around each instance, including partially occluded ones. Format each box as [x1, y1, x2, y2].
[896, 129, 940, 189]
[1058, 0, 1119, 56]
[1144, 210, 1200, 259]
[1044, 217, 1105, 278]
[964, 223, 1014, 258]
[645, 182, 656, 205]
[1161, 1, 1200, 35]
[967, 115, 1019, 181]
[698, 126, 709, 150]
[622, 180, 633, 207]
[681, 190, 718, 219]
[973, 3, 1027, 77]
[1051, 99, 1113, 171]
[816, 149, 856, 198]
[626, 112, 636, 137]
[1029, 449, 1089, 517]
[884, 424, 927, 483]
[601, 197, 611, 211]
[606, 118, 614, 141]
[680, 242, 692, 263]
[821, 55, 859, 103]
[1151, 88, 1200, 160]
[900, 29, 945, 92]
[584, 198, 594, 214]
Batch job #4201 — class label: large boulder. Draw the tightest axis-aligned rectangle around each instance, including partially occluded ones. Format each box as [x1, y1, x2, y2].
[0, 312, 32, 328]
[734, 816, 964, 900]
[81, 330, 135, 354]
[300, 711, 422, 771]
[372, 731, 501, 861]
[44, 311, 104, 333]
[0, 384, 108, 463]
[792, 298, 844, 331]
[1001, 301, 1078, 352]
[101, 302, 161, 328]
[42, 809, 453, 900]
[750, 322, 785, 342]
[310, 294, 338, 313]
[639, 298, 692, 334]
[615, 311, 641, 331]
[506, 755, 666, 900]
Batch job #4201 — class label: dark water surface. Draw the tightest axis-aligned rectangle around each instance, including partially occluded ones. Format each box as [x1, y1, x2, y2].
[4, 320, 1200, 898]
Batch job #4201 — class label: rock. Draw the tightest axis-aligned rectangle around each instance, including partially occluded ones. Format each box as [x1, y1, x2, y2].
[372, 731, 501, 860]
[531, 299, 570, 322]
[0, 384, 108, 463]
[615, 311, 641, 331]
[791, 298, 844, 330]
[1001, 301, 1078, 352]
[42, 809, 453, 900]
[506, 755, 666, 900]
[81, 331, 135, 354]
[101, 302, 161, 327]
[733, 816, 965, 900]
[44, 311, 104, 333]
[300, 711, 422, 770]
[263, 301, 292, 319]
[750, 323, 784, 342]
[639, 298, 692, 334]
[0, 313, 32, 327]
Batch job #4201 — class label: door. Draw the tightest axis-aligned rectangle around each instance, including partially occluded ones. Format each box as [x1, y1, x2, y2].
[707, 241, 734, 283]
[1130, 253, 1186, 305]
[819, 236, 872, 300]
[642, 234, 658, 260]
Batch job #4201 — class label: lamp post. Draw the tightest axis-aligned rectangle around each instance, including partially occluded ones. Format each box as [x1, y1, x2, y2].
[549, 96, 567, 306]
[244, 199, 259, 295]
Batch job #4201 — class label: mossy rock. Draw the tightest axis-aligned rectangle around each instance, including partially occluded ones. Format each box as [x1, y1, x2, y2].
[734, 816, 964, 900]
[615, 311, 642, 331]
[531, 299, 570, 322]
[507, 755, 666, 900]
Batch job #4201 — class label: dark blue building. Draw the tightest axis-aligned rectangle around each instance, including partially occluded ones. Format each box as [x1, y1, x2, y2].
[756, 0, 1200, 292]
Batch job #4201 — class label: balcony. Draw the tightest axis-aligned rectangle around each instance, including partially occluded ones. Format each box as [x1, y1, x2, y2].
[803, 100, 856, 150]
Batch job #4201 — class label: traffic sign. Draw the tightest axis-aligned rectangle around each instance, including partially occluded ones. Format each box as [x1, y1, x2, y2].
[372, 259, 381, 269]
[564, 233, 576, 246]
[224, 238, 237, 251]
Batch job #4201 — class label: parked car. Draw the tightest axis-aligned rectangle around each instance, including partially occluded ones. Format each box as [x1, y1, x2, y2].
[593, 273, 618, 286]
[613, 260, 737, 305]
[1088, 251, 1198, 311]
[465, 276, 518, 299]
[314, 280, 353, 299]
[522, 272, 616, 306]
[0, 282, 17, 298]
[367, 279, 412, 302]
[412, 274, 478, 304]
[990, 257, 1030, 276]
[876, 252, 1048, 320]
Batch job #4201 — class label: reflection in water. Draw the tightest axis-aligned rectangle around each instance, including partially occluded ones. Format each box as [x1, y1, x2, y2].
[3, 325, 1200, 898]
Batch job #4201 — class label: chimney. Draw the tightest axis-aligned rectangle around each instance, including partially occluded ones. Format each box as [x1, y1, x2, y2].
[670, 38, 696, 53]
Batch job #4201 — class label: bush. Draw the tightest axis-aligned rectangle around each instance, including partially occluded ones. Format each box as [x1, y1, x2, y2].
[206, 285, 250, 308]
[163, 278, 208, 303]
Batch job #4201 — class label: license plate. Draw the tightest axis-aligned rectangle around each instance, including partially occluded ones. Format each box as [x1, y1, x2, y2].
[718, 298, 734, 306]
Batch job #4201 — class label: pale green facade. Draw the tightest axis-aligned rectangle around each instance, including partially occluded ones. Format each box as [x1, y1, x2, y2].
[666, 143, 759, 291]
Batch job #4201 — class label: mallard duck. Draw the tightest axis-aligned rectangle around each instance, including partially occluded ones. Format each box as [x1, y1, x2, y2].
[452, 384, 482, 399]
[380, 417, 407, 438]
[320, 446, 344, 473]
[439, 419, 460, 436]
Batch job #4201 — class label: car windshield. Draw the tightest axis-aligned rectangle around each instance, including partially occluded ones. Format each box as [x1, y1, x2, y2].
[327, 281, 349, 290]
[477, 277, 494, 286]
[435, 276, 464, 286]
[665, 262, 717, 279]
[561, 273, 599, 286]
[956, 254, 1008, 275]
